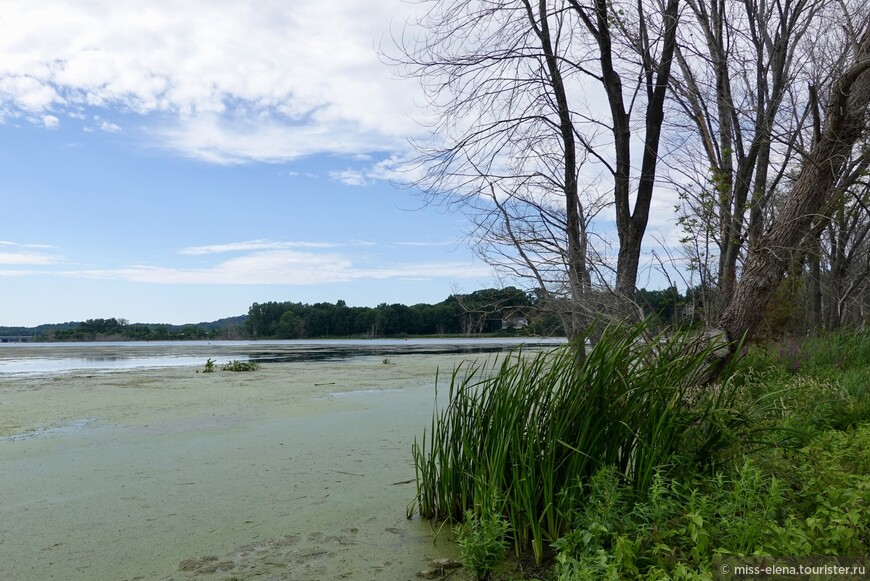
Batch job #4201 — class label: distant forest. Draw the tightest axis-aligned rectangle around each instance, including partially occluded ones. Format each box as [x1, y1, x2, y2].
[1, 286, 690, 342]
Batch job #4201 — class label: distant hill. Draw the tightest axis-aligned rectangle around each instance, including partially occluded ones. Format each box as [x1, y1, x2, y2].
[0, 315, 248, 342]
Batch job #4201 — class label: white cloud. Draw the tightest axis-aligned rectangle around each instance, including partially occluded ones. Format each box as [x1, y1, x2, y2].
[328, 153, 425, 187]
[0, 0, 423, 162]
[0, 241, 62, 266]
[177, 240, 342, 255]
[0, 269, 46, 277]
[0, 240, 56, 249]
[396, 240, 457, 247]
[63, 249, 490, 285]
[158, 114, 401, 164]
[0, 75, 60, 111]
[0, 251, 62, 265]
[43, 114, 59, 128]
[99, 120, 121, 133]
[329, 168, 371, 187]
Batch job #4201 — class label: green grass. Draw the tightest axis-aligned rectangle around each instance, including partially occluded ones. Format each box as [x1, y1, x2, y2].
[554, 425, 870, 579]
[410, 327, 870, 578]
[455, 505, 511, 581]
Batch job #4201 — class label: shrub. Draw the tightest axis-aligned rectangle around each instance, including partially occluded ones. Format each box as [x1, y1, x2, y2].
[454, 506, 510, 581]
[221, 360, 260, 372]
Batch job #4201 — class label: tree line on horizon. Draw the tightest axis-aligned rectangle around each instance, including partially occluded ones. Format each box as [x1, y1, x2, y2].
[3, 286, 697, 342]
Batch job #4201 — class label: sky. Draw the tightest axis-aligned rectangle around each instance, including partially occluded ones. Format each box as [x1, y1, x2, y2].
[0, 0, 687, 328]
[0, 0, 504, 327]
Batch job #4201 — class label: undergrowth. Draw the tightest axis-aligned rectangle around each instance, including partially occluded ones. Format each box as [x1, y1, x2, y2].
[410, 326, 870, 579]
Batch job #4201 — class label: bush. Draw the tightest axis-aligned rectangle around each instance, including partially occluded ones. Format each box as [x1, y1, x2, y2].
[550, 330, 870, 579]
[413, 328, 870, 577]
[732, 333, 870, 434]
[454, 505, 510, 581]
[221, 360, 260, 372]
[554, 447, 869, 580]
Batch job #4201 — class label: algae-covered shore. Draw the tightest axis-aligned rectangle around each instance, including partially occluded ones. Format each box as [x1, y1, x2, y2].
[0, 351, 483, 580]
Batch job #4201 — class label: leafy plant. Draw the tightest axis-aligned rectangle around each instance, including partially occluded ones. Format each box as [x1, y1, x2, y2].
[414, 329, 870, 576]
[203, 358, 216, 373]
[454, 507, 510, 581]
[221, 360, 260, 372]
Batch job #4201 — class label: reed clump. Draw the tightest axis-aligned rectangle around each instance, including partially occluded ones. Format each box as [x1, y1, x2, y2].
[410, 323, 735, 564]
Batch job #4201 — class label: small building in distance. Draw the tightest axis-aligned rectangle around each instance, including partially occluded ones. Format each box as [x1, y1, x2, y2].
[501, 309, 529, 331]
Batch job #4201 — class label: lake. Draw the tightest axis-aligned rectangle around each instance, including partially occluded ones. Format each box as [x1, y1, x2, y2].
[0, 338, 563, 580]
[0, 337, 565, 376]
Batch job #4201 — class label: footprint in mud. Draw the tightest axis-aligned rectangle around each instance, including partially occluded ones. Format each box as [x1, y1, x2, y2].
[177, 530, 361, 579]
[308, 531, 358, 547]
[178, 555, 235, 575]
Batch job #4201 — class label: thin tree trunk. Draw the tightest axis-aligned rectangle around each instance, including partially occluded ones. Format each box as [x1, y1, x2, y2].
[808, 237, 822, 332]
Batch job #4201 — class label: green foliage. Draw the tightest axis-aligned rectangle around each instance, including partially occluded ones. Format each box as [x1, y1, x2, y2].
[245, 287, 535, 339]
[221, 360, 260, 372]
[554, 441, 870, 579]
[29, 316, 244, 342]
[413, 329, 870, 578]
[14, 285, 705, 342]
[454, 506, 511, 581]
[201, 359, 259, 373]
[732, 332, 870, 433]
[549, 331, 870, 579]
[411, 322, 742, 564]
[635, 286, 691, 327]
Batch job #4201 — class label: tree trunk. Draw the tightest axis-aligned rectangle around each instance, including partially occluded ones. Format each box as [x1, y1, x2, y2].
[808, 237, 822, 332]
[571, 0, 679, 315]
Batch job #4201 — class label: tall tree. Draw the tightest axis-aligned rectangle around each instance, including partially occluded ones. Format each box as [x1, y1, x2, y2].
[394, 0, 596, 338]
[393, 0, 681, 334]
[667, 0, 821, 308]
[567, 0, 680, 305]
[712, 17, 870, 359]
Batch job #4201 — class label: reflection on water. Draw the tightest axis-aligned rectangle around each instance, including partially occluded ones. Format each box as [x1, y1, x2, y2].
[0, 338, 565, 375]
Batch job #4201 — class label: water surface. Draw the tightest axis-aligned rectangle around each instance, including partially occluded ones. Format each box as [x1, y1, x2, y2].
[0, 337, 565, 376]
[0, 347, 558, 580]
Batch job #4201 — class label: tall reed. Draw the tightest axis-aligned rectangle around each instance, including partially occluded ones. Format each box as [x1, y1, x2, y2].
[410, 323, 722, 564]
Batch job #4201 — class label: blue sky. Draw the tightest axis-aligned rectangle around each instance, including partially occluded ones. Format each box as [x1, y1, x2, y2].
[0, 0, 499, 326]
[0, 0, 688, 328]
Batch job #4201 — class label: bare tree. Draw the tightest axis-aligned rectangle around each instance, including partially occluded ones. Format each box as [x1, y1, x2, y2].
[711, 16, 870, 361]
[567, 0, 680, 307]
[666, 0, 828, 312]
[811, 151, 870, 330]
[393, 0, 682, 335]
[392, 0, 597, 339]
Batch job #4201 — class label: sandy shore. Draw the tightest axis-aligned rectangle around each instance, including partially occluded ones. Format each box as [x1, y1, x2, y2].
[0, 353, 483, 580]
